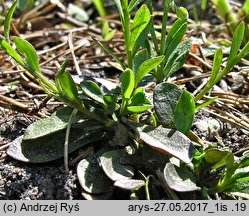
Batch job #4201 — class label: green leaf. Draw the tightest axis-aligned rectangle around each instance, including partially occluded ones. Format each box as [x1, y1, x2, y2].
[93, 37, 126, 70]
[100, 149, 134, 182]
[201, 0, 208, 11]
[128, 0, 143, 12]
[209, 48, 223, 85]
[129, 4, 151, 52]
[132, 18, 153, 57]
[114, 0, 124, 20]
[164, 19, 187, 60]
[121, 68, 135, 99]
[164, 163, 201, 192]
[128, 122, 194, 163]
[23, 107, 83, 140]
[0, 39, 25, 68]
[93, 0, 106, 16]
[226, 152, 235, 173]
[80, 80, 105, 105]
[55, 61, 80, 105]
[164, 39, 191, 79]
[14, 37, 40, 73]
[243, 0, 249, 15]
[104, 29, 116, 41]
[130, 87, 147, 106]
[176, 7, 189, 20]
[204, 149, 230, 169]
[228, 182, 249, 198]
[127, 105, 153, 113]
[4, 0, 18, 43]
[231, 166, 249, 183]
[135, 56, 164, 86]
[237, 153, 249, 168]
[174, 90, 195, 135]
[77, 154, 114, 194]
[7, 122, 104, 163]
[133, 49, 148, 73]
[103, 95, 118, 104]
[195, 97, 218, 111]
[143, 37, 157, 59]
[153, 82, 182, 128]
[227, 22, 245, 65]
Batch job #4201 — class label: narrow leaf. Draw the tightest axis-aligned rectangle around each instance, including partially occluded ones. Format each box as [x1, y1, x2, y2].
[127, 105, 153, 113]
[121, 68, 135, 99]
[4, 0, 18, 43]
[209, 48, 223, 85]
[0, 39, 25, 67]
[164, 39, 191, 79]
[104, 29, 116, 41]
[129, 4, 151, 51]
[93, 37, 126, 70]
[114, 0, 124, 20]
[164, 19, 187, 60]
[204, 149, 230, 169]
[195, 97, 218, 111]
[80, 80, 105, 105]
[14, 37, 40, 73]
[135, 56, 164, 86]
[227, 22, 245, 65]
[130, 87, 147, 106]
[55, 61, 80, 104]
[133, 49, 148, 73]
[174, 90, 195, 135]
[93, 0, 106, 16]
[132, 16, 153, 57]
[128, 0, 143, 12]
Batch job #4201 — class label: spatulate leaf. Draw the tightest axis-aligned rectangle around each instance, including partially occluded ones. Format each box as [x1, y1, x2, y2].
[153, 82, 182, 128]
[77, 154, 114, 194]
[7, 127, 104, 163]
[128, 122, 194, 163]
[100, 149, 134, 181]
[164, 163, 200, 192]
[174, 90, 195, 134]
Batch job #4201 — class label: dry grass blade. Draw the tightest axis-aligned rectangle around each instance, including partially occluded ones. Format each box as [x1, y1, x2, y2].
[205, 105, 249, 131]
[68, 32, 81, 75]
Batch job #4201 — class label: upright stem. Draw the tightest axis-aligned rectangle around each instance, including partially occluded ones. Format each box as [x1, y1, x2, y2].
[155, 0, 170, 83]
[64, 108, 78, 173]
[160, 0, 169, 55]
